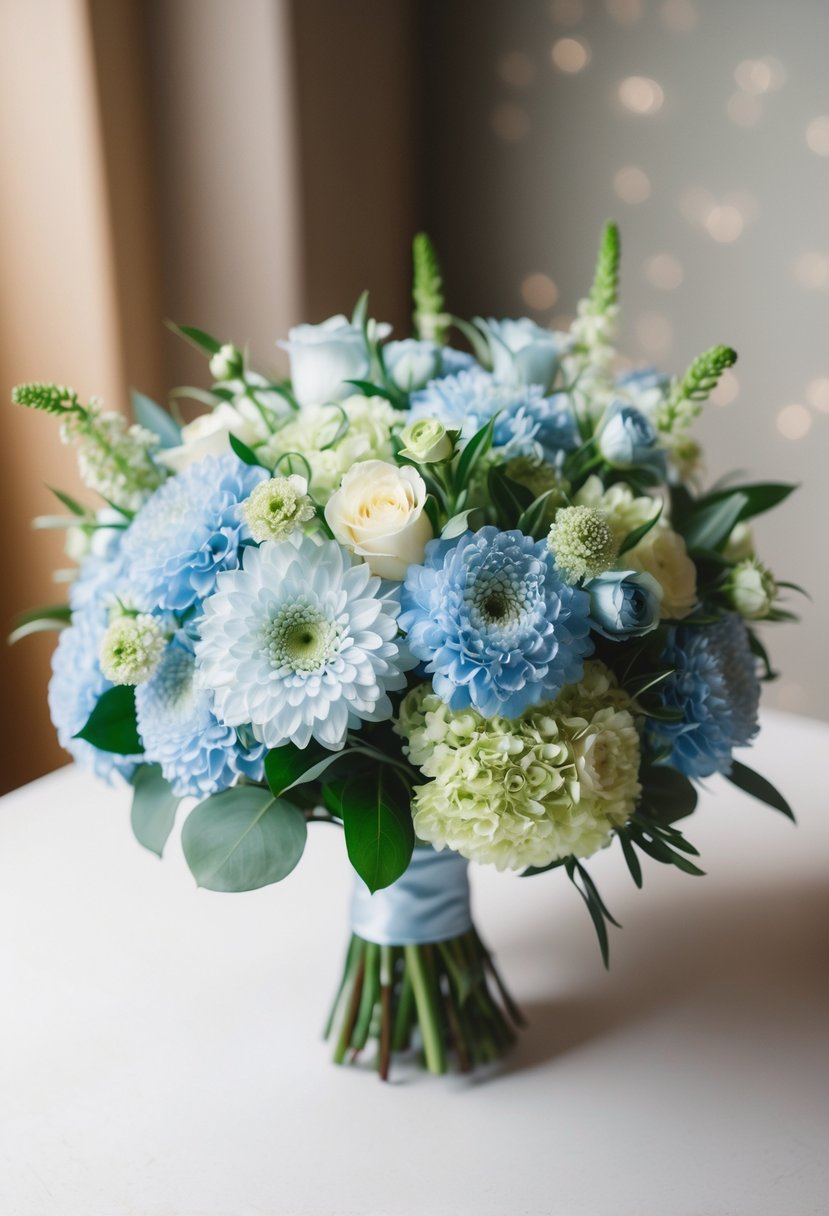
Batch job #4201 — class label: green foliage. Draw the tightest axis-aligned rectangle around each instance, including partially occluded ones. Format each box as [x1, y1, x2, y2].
[618, 502, 663, 555]
[228, 432, 268, 469]
[726, 760, 795, 821]
[73, 685, 142, 755]
[454, 415, 497, 492]
[683, 492, 749, 552]
[130, 764, 180, 857]
[181, 787, 307, 891]
[324, 769, 414, 893]
[588, 220, 621, 315]
[9, 603, 71, 645]
[264, 741, 345, 797]
[131, 390, 182, 449]
[659, 345, 737, 433]
[48, 486, 88, 516]
[167, 322, 222, 356]
[12, 382, 81, 415]
[487, 465, 533, 528]
[412, 232, 448, 343]
[565, 858, 620, 969]
[638, 764, 699, 822]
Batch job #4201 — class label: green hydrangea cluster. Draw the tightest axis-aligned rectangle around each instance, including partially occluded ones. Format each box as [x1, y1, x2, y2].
[398, 665, 641, 872]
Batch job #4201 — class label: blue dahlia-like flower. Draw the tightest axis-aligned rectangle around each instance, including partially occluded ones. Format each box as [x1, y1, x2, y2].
[647, 614, 761, 779]
[195, 533, 414, 750]
[400, 527, 593, 718]
[409, 367, 579, 464]
[48, 552, 141, 784]
[136, 641, 265, 798]
[122, 453, 267, 612]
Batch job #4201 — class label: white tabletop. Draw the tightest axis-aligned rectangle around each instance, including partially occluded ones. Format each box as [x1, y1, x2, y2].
[1, 708, 827, 1216]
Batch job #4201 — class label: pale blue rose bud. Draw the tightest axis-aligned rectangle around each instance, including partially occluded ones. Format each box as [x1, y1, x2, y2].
[598, 400, 667, 477]
[481, 318, 572, 391]
[278, 315, 391, 407]
[585, 570, 663, 639]
[384, 339, 442, 391]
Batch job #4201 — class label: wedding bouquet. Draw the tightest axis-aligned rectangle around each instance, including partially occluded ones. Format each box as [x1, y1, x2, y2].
[13, 223, 797, 1079]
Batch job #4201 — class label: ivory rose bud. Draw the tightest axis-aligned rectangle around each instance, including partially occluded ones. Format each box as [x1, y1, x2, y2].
[726, 558, 777, 620]
[325, 460, 433, 580]
[399, 417, 453, 464]
[625, 525, 697, 620]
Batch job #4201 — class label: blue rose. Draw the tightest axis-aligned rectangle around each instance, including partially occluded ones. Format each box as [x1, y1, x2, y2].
[598, 400, 666, 477]
[585, 570, 662, 639]
[278, 314, 391, 407]
[481, 318, 572, 391]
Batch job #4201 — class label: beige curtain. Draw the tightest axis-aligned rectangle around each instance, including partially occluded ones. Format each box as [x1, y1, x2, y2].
[0, 0, 419, 793]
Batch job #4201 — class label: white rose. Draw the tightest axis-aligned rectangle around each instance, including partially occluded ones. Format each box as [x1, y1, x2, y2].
[325, 460, 433, 580]
[278, 315, 391, 408]
[624, 524, 697, 620]
[157, 403, 262, 473]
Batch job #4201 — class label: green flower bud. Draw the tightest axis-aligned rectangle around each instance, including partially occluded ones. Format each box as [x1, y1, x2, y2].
[243, 475, 316, 543]
[726, 558, 776, 620]
[209, 343, 244, 381]
[100, 614, 165, 685]
[399, 417, 453, 464]
[547, 505, 618, 583]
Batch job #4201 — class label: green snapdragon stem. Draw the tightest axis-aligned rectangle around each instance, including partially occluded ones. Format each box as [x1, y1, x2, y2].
[326, 928, 521, 1080]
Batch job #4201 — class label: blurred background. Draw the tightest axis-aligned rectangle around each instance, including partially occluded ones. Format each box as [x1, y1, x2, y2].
[0, 0, 825, 794]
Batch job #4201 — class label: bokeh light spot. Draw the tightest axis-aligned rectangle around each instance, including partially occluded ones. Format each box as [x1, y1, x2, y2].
[613, 166, 651, 203]
[549, 0, 585, 25]
[805, 377, 829, 412]
[660, 0, 698, 32]
[619, 76, 664, 115]
[521, 273, 559, 310]
[806, 116, 829, 156]
[551, 37, 591, 73]
[644, 253, 683, 290]
[793, 252, 829, 290]
[607, 0, 642, 24]
[776, 403, 812, 440]
[635, 313, 673, 355]
[498, 51, 536, 89]
[711, 369, 739, 406]
[491, 104, 530, 143]
[704, 205, 743, 243]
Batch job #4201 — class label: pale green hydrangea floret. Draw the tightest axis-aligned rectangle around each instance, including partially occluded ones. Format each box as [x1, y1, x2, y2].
[553, 659, 633, 717]
[547, 505, 619, 583]
[397, 682, 641, 872]
[100, 614, 166, 685]
[243, 474, 315, 543]
[727, 557, 777, 620]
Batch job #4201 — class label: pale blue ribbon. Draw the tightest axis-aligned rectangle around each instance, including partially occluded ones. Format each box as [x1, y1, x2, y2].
[350, 848, 472, 946]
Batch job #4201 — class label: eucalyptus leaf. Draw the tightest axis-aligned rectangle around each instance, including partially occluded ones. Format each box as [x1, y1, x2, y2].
[131, 390, 182, 448]
[131, 764, 180, 857]
[726, 760, 795, 821]
[182, 787, 307, 892]
[332, 769, 414, 893]
[74, 685, 142, 755]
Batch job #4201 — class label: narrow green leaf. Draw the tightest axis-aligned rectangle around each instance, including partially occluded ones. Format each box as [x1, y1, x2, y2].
[8, 612, 71, 645]
[487, 464, 533, 529]
[726, 760, 795, 821]
[517, 489, 557, 538]
[229, 432, 267, 469]
[618, 831, 643, 888]
[264, 742, 345, 797]
[74, 685, 142, 755]
[47, 486, 88, 516]
[131, 764, 180, 857]
[684, 492, 749, 552]
[699, 481, 797, 524]
[454, 414, 497, 490]
[181, 787, 307, 891]
[618, 501, 663, 555]
[343, 379, 397, 403]
[336, 769, 414, 893]
[748, 629, 777, 681]
[351, 289, 370, 331]
[167, 322, 222, 356]
[449, 315, 492, 368]
[131, 390, 182, 449]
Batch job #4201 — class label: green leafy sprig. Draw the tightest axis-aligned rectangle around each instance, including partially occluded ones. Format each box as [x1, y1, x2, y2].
[587, 220, 621, 317]
[657, 344, 738, 434]
[412, 232, 449, 344]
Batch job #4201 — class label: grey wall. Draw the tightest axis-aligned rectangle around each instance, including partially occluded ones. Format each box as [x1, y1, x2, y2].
[423, 0, 827, 720]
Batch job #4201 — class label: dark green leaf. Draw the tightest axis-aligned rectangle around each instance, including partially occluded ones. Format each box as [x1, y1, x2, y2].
[639, 765, 698, 822]
[264, 741, 345, 797]
[131, 390, 182, 449]
[343, 379, 397, 403]
[229, 432, 267, 469]
[455, 414, 497, 491]
[684, 492, 749, 552]
[47, 486, 88, 516]
[748, 630, 777, 681]
[181, 787, 307, 891]
[618, 501, 663, 555]
[565, 859, 617, 968]
[641, 705, 686, 723]
[167, 322, 222, 355]
[335, 769, 414, 893]
[517, 489, 556, 538]
[726, 760, 795, 821]
[424, 495, 441, 534]
[699, 481, 797, 524]
[131, 764, 179, 857]
[487, 465, 533, 528]
[618, 831, 643, 888]
[520, 856, 568, 878]
[74, 685, 142, 755]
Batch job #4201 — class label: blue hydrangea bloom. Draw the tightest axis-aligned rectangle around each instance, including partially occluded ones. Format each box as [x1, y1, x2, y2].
[648, 614, 760, 779]
[136, 641, 265, 798]
[122, 453, 267, 612]
[48, 551, 140, 784]
[409, 367, 579, 464]
[616, 367, 669, 399]
[400, 527, 593, 717]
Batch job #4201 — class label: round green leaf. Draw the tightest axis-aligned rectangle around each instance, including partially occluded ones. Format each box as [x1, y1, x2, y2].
[131, 764, 180, 857]
[181, 787, 307, 892]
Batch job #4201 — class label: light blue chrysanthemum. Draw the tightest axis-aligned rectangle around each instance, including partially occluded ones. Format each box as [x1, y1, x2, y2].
[136, 641, 265, 798]
[408, 367, 579, 464]
[122, 453, 267, 612]
[194, 533, 414, 751]
[647, 614, 760, 779]
[49, 552, 141, 783]
[400, 527, 593, 718]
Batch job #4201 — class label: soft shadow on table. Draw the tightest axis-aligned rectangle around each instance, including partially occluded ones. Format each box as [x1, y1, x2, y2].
[477, 877, 829, 1082]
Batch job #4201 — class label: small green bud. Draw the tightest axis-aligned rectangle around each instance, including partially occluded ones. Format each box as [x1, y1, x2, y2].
[726, 558, 777, 620]
[209, 343, 244, 381]
[243, 475, 316, 543]
[399, 417, 453, 464]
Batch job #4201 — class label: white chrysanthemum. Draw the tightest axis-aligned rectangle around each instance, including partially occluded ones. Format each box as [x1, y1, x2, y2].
[99, 614, 166, 685]
[243, 474, 315, 542]
[547, 505, 618, 583]
[257, 394, 397, 502]
[195, 533, 413, 750]
[398, 684, 640, 872]
[574, 474, 659, 544]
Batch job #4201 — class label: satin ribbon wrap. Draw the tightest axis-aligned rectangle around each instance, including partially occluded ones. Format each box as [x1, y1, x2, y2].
[350, 848, 472, 946]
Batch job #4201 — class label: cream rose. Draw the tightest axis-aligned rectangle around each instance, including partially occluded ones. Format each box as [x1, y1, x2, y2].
[158, 403, 263, 473]
[625, 524, 697, 620]
[325, 459, 433, 580]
